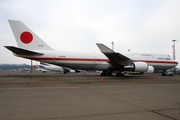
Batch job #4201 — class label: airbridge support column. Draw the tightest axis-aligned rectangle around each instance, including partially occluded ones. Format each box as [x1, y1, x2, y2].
[31, 60, 32, 73]
[172, 39, 177, 74]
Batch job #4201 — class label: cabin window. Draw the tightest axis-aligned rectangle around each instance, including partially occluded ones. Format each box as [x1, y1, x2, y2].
[59, 56, 65, 57]
[166, 58, 170, 60]
[158, 58, 163, 60]
[141, 54, 151, 56]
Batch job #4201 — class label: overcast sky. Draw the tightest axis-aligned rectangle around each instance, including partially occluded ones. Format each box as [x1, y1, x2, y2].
[0, 0, 180, 66]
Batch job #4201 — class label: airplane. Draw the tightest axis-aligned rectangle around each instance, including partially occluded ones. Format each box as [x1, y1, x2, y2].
[39, 62, 78, 73]
[33, 65, 49, 73]
[39, 62, 63, 73]
[4, 20, 178, 76]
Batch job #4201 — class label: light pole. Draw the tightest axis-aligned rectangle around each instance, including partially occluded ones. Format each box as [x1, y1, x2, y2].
[31, 60, 33, 73]
[172, 39, 177, 60]
[111, 41, 114, 51]
[172, 39, 177, 74]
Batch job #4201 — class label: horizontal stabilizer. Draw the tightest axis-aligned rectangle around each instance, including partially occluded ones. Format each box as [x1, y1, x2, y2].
[4, 46, 44, 56]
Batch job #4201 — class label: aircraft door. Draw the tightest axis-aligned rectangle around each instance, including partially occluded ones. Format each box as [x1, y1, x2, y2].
[93, 56, 97, 63]
[52, 55, 56, 63]
[151, 54, 154, 58]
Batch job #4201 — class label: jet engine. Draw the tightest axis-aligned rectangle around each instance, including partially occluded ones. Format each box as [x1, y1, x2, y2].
[144, 66, 154, 74]
[127, 62, 154, 73]
[133, 62, 148, 72]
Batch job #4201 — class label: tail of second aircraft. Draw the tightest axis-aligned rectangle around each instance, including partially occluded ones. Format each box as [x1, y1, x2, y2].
[33, 65, 40, 70]
[8, 20, 53, 50]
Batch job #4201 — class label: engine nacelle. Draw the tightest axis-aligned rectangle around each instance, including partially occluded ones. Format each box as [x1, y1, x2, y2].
[124, 62, 154, 74]
[131, 62, 154, 74]
[144, 66, 154, 74]
[133, 62, 148, 72]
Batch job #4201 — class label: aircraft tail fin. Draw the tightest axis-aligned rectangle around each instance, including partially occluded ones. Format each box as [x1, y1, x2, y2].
[8, 20, 53, 50]
[33, 65, 39, 70]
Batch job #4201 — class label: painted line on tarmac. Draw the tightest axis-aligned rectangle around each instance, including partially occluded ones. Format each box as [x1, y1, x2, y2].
[0, 82, 180, 89]
[89, 82, 180, 88]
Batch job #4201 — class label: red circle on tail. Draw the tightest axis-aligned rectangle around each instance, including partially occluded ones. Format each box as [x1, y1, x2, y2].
[20, 32, 33, 44]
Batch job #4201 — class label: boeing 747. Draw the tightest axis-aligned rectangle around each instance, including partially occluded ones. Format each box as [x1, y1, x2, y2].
[4, 20, 178, 76]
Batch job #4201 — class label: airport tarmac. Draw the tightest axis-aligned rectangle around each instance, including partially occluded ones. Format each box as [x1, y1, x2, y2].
[0, 71, 180, 120]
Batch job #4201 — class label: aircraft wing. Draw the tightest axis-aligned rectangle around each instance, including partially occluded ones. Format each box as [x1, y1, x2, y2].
[4, 46, 44, 56]
[96, 43, 135, 66]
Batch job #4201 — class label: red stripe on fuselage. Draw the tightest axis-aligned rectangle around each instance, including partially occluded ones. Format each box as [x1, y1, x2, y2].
[24, 57, 178, 64]
[24, 57, 109, 62]
[138, 60, 178, 64]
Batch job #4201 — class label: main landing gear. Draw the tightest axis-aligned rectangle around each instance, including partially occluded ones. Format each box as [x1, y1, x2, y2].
[101, 71, 125, 77]
[116, 72, 125, 77]
[101, 71, 112, 76]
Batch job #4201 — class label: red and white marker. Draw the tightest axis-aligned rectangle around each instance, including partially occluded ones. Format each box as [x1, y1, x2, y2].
[20, 31, 33, 44]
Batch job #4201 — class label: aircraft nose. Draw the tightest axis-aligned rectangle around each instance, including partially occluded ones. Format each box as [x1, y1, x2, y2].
[175, 61, 178, 66]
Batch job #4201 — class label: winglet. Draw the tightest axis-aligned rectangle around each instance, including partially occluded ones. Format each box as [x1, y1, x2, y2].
[96, 43, 114, 53]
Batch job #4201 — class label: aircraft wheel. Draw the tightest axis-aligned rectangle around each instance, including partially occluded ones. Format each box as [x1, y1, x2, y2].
[108, 73, 112, 76]
[116, 73, 120, 76]
[116, 72, 124, 77]
[162, 73, 165, 76]
[101, 72, 106, 76]
[107, 71, 112, 76]
[120, 74, 124, 77]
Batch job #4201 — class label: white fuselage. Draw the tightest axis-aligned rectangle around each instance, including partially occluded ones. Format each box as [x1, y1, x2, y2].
[19, 50, 178, 71]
